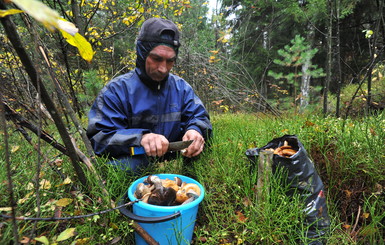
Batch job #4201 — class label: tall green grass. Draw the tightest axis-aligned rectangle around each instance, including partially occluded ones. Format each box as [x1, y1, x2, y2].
[1, 112, 384, 244]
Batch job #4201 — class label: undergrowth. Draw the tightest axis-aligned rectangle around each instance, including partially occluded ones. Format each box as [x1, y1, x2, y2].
[1, 111, 384, 244]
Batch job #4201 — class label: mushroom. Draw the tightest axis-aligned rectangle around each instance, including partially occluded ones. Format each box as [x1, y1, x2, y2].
[273, 141, 298, 158]
[281, 148, 297, 157]
[181, 191, 200, 205]
[144, 175, 162, 186]
[176, 183, 201, 204]
[147, 187, 177, 206]
[134, 182, 154, 199]
[143, 175, 177, 206]
[162, 178, 179, 192]
[174, 177, 183, 187]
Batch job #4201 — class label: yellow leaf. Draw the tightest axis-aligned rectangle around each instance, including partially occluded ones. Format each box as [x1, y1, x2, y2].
[26, 182, 34, 190]
[18, 191, 34, 204]
[343, 224, 351, 229]
[0, 207, 12, 212]
[56, 198, 73, 207]
[60, 30, 94, 62]
[56, 228, 76, 242]
[34, 236, 49, 245]
[40, 179, 51, 190]
[63, 177, 72, 185]
[11, 145, 20, 153]
[12, 0, 60, 31]
[209, 50, 219, 55]
[0, 9, 24, 17]
[74, 238, 90, 244]
[57, 19, 78, 36]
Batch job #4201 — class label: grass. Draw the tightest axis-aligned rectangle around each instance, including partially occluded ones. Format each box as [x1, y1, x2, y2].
[1, 111, 384, 244]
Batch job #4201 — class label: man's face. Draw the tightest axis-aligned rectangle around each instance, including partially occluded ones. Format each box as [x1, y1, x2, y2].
[145, 45, 176, 82]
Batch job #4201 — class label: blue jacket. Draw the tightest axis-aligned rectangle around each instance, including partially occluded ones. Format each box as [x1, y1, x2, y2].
[87, 69, 212, 158]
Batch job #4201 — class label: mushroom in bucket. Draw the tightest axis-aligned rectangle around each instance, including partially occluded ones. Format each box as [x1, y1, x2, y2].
[134, 175, 201, 206]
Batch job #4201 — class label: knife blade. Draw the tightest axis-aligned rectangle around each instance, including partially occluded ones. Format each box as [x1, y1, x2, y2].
[129, 140, 194, 156]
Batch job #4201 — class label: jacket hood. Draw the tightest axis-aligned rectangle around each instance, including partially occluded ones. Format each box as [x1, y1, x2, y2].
[135, 18, 180, 90]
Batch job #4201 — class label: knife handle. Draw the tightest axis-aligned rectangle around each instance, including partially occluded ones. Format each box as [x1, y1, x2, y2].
[129, 146, 146, 156]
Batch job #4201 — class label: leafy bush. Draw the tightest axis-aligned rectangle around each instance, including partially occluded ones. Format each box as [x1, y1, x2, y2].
[328, 64, 385, 117]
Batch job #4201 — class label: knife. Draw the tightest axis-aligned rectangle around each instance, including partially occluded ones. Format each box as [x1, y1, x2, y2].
[129, 140, 194, 156]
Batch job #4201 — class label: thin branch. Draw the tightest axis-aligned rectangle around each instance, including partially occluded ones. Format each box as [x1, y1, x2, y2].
[3, 101, 67, 154]
[0, 200, 138, 222]
[0, 92, 19, 243]
[0, 3, 87, 186]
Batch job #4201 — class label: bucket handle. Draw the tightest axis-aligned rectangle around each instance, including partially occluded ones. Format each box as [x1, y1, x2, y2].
[118, 192, 181, 223]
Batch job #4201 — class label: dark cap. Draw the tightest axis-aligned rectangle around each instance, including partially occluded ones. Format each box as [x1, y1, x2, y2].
[137, 18, 180, 48]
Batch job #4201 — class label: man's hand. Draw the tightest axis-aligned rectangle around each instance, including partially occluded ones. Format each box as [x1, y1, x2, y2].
[140, 133, 169, 157]
[182, 129, 205, 158]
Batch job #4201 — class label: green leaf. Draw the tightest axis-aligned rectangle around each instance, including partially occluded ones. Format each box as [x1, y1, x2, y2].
[35, 236, 50, 245]
[56, 228, 76, 242]
[0, 9, 24, 17]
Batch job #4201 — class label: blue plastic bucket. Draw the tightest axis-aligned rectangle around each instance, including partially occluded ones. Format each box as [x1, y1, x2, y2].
[127, 174, 205, 245]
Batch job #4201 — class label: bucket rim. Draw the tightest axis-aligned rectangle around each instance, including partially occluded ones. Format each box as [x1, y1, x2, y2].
[127, 173, 205, 211]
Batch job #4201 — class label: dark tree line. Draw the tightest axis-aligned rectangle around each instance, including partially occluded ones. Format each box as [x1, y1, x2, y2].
[218, 0, 385, 116]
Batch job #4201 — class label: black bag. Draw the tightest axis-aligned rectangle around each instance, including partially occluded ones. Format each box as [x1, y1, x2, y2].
[246, 135, 330, 244]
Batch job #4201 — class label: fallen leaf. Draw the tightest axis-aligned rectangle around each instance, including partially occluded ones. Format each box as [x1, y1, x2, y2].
[11, 145, 20, 153]
[35, 236, 49, 245]
[235, 211, 248, 223]
[19, 236, 32, 244]
[26, 182, 34, 190]
[17, 191, 34, 204]
[304, 120, 315, 127]
[342, 224, 351, 230]
[56, 228, 76, 242]
[63, 177, 72, 185]
[54, 159, 63, 167]
[343, 189, 352, 198]
[362, 212, 370, 219]
[74, 238, 90, 244]
[56, 198, 73, 207]
[0, 207, 12, 212]
[40, 179, 51, 190]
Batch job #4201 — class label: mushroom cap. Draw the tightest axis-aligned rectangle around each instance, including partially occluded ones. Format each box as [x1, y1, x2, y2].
[162, 179, 179, 192]
[176, 183, 201, 204]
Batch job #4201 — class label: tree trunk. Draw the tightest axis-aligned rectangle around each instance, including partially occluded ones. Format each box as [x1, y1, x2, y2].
[323, 0, 333, 116]
[300, 24, 315, 112]
[335, 0, 342, 117]
[300, 61, 311, 111]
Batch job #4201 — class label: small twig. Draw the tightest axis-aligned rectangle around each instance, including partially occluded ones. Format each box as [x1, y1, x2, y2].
[0, 200, 138, 221]
[132, 221, 159, 245]
[350, 205, 361, 237]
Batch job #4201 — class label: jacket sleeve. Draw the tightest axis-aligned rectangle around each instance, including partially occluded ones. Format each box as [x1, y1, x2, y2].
[86, 85, 150, 158]
[182, 83, 212, 140]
